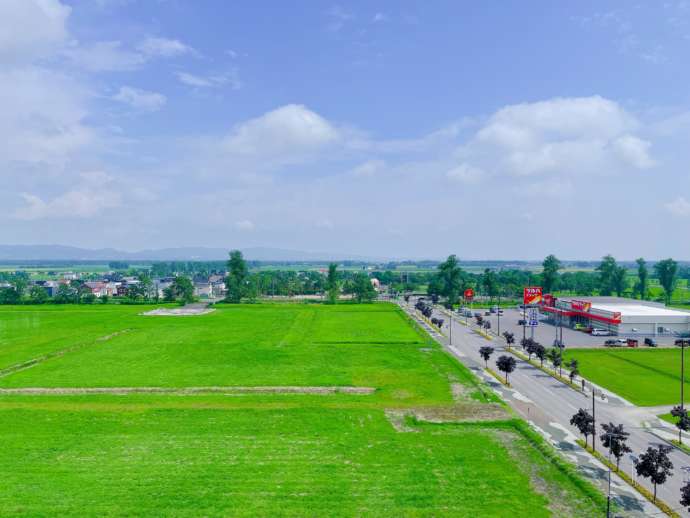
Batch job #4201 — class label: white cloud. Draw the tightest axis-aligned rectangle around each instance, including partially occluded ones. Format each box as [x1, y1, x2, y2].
[316, 218, 334, 229]
[113, 86, 167, 111]
[349, 159, 385, 177]
[14, 188, 121, 220]
[326, 5, 354, 32]
[223, 104, 339, 160]
[458, 96, 654, 177]
[235, 219, 255, 231]
[138, 36, 195, 57]
[0, 66, 93, 166]
[0, 0, 71, 62]
[446, 163, 484, 184]
[372, 12, 388, 23]
[665, 197, 690, 217]
[515, 179, 574, 198]
[176, 71, 240, 89]
[611, 135, 655, 168]
[64, 40, 145, 71]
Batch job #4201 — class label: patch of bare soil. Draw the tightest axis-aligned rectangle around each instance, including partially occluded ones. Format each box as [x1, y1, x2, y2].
[141, 307, 215, 316]
[0, 386, 376, 396]
[385, 403, 508, 432]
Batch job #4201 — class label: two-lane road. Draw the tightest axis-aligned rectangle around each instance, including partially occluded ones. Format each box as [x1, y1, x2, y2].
[402, 299, 690, 517]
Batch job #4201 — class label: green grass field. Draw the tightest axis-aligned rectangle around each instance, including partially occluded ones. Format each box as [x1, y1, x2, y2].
[0, 303, 604, 516]
[563, 348, 689, 406]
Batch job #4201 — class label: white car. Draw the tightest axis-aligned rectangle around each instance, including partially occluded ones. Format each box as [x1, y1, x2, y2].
[591, 328, 611, 336]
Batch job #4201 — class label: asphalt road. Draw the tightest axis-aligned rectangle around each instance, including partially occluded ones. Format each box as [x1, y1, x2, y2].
[402, 298, 690, 517]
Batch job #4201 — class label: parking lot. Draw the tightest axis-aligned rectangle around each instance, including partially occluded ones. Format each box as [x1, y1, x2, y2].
[460, 306, 670, 349]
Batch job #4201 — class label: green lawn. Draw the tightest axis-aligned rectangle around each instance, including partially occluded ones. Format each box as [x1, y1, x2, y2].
[563, 348, 689, 406]
[0, 302, 604, 516]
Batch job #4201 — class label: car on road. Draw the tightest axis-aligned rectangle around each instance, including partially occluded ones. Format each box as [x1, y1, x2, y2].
[484, 311, 491, 316]
[644, 338, 657, 347]
[604, 338, 627, 347]
[518, 319, 527, 325]
[591, 328, 611, 336]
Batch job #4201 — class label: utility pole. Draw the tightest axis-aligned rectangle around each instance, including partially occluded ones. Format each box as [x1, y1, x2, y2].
[680, 340, 686, 410]
[497, 289, 501, 337]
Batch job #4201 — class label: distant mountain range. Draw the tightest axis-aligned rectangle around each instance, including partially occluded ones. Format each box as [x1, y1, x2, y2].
[0, 245, 383, 262]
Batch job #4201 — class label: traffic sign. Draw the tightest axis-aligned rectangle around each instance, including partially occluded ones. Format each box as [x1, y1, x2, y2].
[528, 308, 539, 327]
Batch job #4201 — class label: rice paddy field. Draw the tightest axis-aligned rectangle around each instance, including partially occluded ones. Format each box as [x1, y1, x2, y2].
[0, 303, 603, 517]
[563, 348, 690, 406]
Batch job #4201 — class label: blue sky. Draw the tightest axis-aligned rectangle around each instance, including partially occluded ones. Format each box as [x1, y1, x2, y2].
[3, 1, 690, 259]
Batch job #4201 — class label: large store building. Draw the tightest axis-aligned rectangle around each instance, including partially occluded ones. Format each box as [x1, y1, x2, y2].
[539, 296, 690, 336]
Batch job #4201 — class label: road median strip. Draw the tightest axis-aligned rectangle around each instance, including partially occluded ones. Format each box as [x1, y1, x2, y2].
[576, 439, 678, 517]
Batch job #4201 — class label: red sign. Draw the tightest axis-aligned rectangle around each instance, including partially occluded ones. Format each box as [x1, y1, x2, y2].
[571, 300, 592, 312]
[464, 288, 474, 300]
[523, 286, 543, 305]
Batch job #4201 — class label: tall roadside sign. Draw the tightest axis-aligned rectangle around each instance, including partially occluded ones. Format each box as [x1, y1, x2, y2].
[523, 286, 543, 306]
[523, 286, 543, 339]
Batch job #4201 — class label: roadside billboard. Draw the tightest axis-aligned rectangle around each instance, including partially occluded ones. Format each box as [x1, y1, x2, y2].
[571, 300, 592, 312]
[523, 286, 543, 306]
[464, 288, 474, 300]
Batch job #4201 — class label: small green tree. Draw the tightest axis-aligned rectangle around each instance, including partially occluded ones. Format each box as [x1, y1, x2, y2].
[600, 422, 631, 470]
[326, 263, 339, 304]
[28, 285, 49, 304]
[541, 254, 561, 293]
[352, 273, 376, 303]
[170, 276, 195, 305]
[570, 408, 594, 447]
[496, 355, 516, 383]
[479, 346, 494, 368]
[225, 250, 249, 303]
[655, 258, 678, 305]
[636, 445, 673, 502]
[636, 258, 648, 300]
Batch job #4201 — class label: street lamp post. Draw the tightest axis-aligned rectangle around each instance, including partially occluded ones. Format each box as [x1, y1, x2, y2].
[591, 389, 606, 453]
[497, 290, 501, 337]
[682, 340, 687, 412]
[629, 453, 638, 485]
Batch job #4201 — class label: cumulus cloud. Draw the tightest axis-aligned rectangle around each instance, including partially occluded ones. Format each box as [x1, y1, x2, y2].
[64, 40, 146, 71]
[0, 0, 71, 62]
[0, 67, 93, 166]
[665, 197, 690, 217]
[348, 159, 385, 177]
[459, 96, 654, 177]
[235, 219, 255, 231]
[446, 163, 484, 184]
[113, 86, 166, 111]
[176, 71, 240, 89]
[223, 104, 340, 161]
[138, 36, 195, 57]
[14, 188, 121, 220]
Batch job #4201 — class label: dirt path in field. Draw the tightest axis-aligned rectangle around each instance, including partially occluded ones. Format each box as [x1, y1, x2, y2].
[385, 403, 508, 431]
[0, 329, 132, 379]
[0, 386, 376, 396]
[142, 302, 215, 316]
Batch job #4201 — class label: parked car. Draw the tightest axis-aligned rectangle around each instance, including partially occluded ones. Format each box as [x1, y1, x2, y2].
[484, 311, 491, 316]
[644, 338, 657, 347]
[676, 339, 690, 347]
[591, 328, 611, 336]
[518, 319, 527, 326]
[604, 339, 619, 347]
[573, 323, 585, 331]
[474, 312, 481, 318]
[627, 339, 639, 348]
